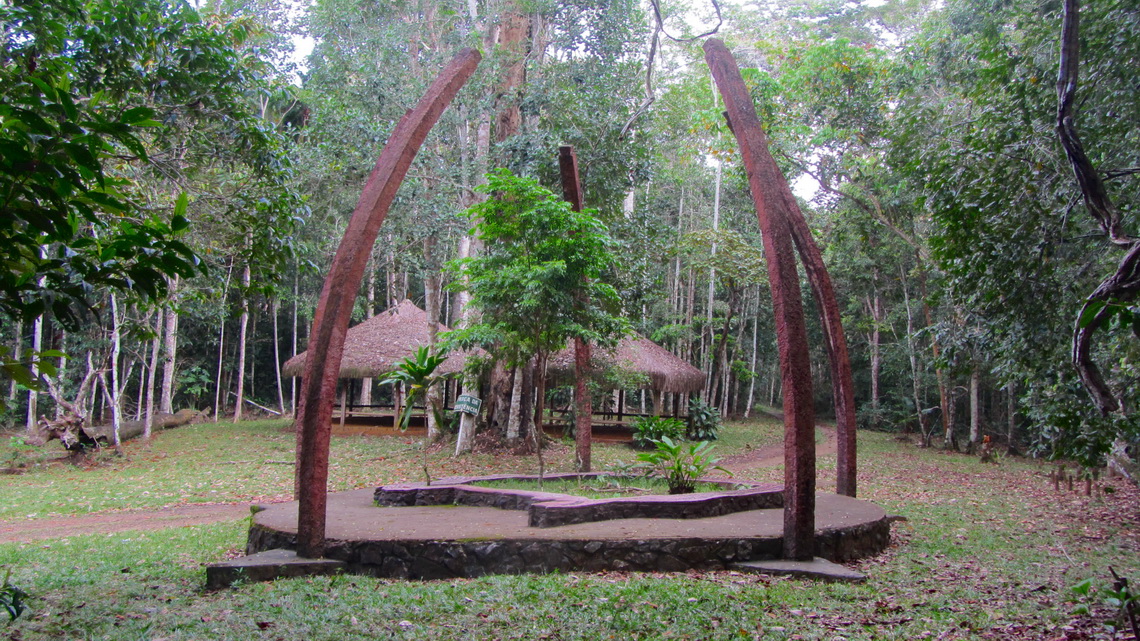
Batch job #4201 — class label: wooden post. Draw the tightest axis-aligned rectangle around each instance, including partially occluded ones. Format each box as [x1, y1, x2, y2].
[293, 49, 480, 559]
[339, 385, 347, 428]
[559, 145, 594, 473]
[704, 39, 818, 560]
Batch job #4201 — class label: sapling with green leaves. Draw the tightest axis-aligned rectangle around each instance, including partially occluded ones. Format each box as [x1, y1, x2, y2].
[446, 169, 628, 473]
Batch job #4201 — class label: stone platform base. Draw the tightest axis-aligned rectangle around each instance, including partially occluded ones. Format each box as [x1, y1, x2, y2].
[243, 487, 892, 580]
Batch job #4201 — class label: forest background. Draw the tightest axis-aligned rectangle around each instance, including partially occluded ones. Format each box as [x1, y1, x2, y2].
[3, 0, 1138, 470]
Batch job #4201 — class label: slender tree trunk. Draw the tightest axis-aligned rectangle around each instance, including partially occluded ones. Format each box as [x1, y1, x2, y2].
[233, 259, 252, 423]
[144, 308, 163, 438]
[867, 291, 882, 429]
[291, 270, 299, 416]
[53, 328, 66, 419]
[160, 277, 179, 414]
[532, 353, 550, 440]
[745, 290, 760, 419]
[574, 337, 593, 470]
[918, 264, 951, 445]
[361, 252, 376, 409]
[424, 236, 442, 442]
[705, 163, 722, 399]
[213, 261, 235, 422]
[1006, 381, 1017, 455]
[26, 313, 43, 430]
[901, 266, 928, 442]
[945, 386, 958, 449]
[453, 112, 490, 456]
[969, 363, 982, 452]
[273, 299, 286, 414]
[133, 357, 145, 421]
[8, 320, 21, 404]
[506, 366, 523, 441]
[109, 293, 123, 448]
[453, 235, 480, 456]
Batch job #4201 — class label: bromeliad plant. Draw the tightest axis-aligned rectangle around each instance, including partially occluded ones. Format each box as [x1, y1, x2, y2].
[636, 436, 730, 494]
[381, 346, 453, 485]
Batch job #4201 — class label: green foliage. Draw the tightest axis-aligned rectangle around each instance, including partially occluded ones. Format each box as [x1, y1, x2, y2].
[635, 436, 729, 494]
[1, 436, 37, 471]
[176, 365, 213, 409]
[0, 0, 224, 327]
[0, 569, 26, 622]
[685, 397, 722, 442]
[630, 416, 685, 449]
[1070, 573, 1138, 635]
[447, 170, 628, 365]
[381, 346, 451, 431]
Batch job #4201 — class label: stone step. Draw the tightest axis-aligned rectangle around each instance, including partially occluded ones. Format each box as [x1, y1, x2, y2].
[206, 548, 346, 589]
[731, 557, 866, 583]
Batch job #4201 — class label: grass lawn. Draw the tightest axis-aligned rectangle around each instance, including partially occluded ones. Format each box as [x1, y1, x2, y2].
[0, 418, 1137, 640]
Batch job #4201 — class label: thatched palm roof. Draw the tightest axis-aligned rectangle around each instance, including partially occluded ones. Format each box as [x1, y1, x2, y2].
[548, 334, 705, 394]
[282, 299, 469, 379]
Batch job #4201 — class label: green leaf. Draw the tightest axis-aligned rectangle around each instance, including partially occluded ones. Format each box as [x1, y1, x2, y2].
[1078, 300, 1106, 329]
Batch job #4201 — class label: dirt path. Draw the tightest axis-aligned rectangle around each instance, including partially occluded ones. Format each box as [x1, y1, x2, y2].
[0, 424, 839, 543]
[0, 503, 253, 543]
[717, 425, 838, 475]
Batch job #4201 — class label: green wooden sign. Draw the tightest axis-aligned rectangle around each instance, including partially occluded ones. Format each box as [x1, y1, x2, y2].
[454, 394, 482, 415]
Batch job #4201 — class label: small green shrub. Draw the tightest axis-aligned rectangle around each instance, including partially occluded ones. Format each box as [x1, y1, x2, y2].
[686, 398, 721, 441]
[635, 436, 730, 494]
[631, 416, 685, 449]
[1, 569, 26, 622]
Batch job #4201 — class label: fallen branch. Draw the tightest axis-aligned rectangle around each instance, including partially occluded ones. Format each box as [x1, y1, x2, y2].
[228, 392, 282, 416]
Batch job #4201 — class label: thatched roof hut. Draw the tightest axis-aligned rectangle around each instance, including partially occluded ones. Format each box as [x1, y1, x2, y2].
[282, 299, 469, 379]
[548, 334, 704, 394]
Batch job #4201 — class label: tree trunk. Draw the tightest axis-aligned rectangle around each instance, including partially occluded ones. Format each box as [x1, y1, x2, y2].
[108, 293, 123, 448]
[233, 259, 252, 423]
[969, 363, 981, 452]
[494, 6, 528, 144]
[213, 261, 235, 422]
[705, 160, 722, 400]
[744, 290, 760, 419]
[452, 111, 490, 456]
[273, 299, 286, 414]
[144, 308, 163, 438]
[918, 264, 951, 446]
[1006, 381, 1017, 455]
[867, 291, 882, 430]
[160, 277, 179, 414]
[424, 236, 443, 442]
[574, 337, 592, 471]
[26, 313, 43, 430]
[506, 366, 523, 442]
[8, 320, 21, 404]
[945, 385, 958, 450]
[361, 252, 377, 409]
[901, 266, 928, 442]
[291, 270, 299, 416]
